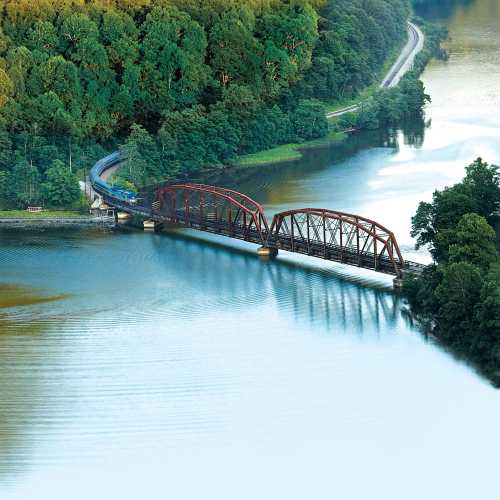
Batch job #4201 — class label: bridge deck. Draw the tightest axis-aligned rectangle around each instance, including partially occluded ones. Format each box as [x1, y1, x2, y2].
[105, 196, 425, 278]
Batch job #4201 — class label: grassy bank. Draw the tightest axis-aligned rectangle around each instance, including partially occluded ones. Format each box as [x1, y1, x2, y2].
[236, 131, 347, 166]
[0, 210, 88, 219]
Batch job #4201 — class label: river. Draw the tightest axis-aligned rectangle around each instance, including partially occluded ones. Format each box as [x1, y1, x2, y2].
[1, 1, 500, 498]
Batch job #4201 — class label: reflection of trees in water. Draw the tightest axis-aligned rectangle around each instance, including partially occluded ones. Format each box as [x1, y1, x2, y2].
[0, 316, 53, 481]
[145, 116, 429, 210]
[379, 118, 429, 151]
[197, 131, 391, 202]
[415, 0, 475, 20]
[154, 232, 403, 336]
[0, 283, 71, 482]
[401, 118, 429, 149]
[0, 228, 113, 251]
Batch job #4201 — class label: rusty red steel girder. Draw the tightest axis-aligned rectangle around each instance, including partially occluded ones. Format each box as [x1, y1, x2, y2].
[155, 183, 269, 244]
[268, 209, 405, 276]
[154, 184, 406, 276]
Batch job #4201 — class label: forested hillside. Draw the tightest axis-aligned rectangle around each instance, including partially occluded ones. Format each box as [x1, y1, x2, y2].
[0, 0, 410, 208]
[405, 159, 500, 386]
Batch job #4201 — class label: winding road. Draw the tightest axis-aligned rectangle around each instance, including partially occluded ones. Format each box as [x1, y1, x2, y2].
[327, 21, 425, 119]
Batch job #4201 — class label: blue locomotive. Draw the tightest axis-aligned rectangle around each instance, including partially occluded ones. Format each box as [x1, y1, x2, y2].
[89, 152, 138, 205]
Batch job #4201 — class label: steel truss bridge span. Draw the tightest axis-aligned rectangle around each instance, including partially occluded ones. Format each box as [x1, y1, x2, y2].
[156, 183, 269, 245]
[151, 184, 423, 278]
[268, 209, 405, 277]
[90, 154, 424, 279]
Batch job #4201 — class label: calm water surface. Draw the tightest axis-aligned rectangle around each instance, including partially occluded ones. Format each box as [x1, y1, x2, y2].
[2, 1, 500, 498]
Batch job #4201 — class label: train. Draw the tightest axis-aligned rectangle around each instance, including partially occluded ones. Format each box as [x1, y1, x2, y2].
[89, 151, 139, 205]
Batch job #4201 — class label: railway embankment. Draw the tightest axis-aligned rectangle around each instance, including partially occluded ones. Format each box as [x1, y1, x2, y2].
[0, 211, 115, 229]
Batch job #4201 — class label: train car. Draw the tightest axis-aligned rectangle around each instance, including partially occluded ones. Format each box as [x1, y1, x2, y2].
[89, 152, 138, 205]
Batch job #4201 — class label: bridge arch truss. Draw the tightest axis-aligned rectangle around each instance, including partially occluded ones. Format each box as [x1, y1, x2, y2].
[155, 183, 269, 244]
[268, 209, 405, 276]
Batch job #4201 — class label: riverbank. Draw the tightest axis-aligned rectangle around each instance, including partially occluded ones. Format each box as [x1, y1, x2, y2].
[235, 20, 431, 168]
[0, 210, 87, 219]
[0, 210, 115, 229]
[236, 131, 347, 167]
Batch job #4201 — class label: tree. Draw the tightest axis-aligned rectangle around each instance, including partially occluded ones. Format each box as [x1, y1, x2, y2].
[435, 262, 483, 346]
[462, 158, 500, 221]
[474, 264, 500, 362]
[208, 9, 262, 88]
[10, 160, 41, 207]
[0, 170, 11, 208]
[0, 67, 14, 107]
[291, 99, 328, 141]
[41, 159, 80, 207]
[412, 186, 475, 262]
[405, 159, 500, 385]
[448, 214, 498, 271]
[59, 13, 99, 55]
[411, 158, 500, 263]
[26, 20, 58, 54]
[41, 56, 80, 105]
[139, 6, 208, 114]
[120, 123, 159, 186]
[356, 100, 380, 130]
[0, 128, 12, 170]
[258, 1, 318, 98]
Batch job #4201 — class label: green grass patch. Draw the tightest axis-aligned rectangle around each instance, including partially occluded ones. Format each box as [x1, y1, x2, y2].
[300, 130, 347, 149]
[236, 143, 303, 166]
[236, 130, 346, 167]
[0, 210, 88, 219]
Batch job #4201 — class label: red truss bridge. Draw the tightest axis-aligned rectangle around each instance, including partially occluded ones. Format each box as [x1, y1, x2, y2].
[91, 155, 425, 281]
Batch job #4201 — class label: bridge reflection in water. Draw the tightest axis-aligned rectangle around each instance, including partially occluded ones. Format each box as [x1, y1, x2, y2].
[93, 154, 424, 280]
[151, 183, 424, 279]
[151, 232, 404, 336]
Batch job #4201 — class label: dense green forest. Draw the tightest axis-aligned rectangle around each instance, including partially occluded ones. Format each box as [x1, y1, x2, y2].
[0, 0, 418, 207]
[338, 21, 446, 132]
[404, 159, 500, 386]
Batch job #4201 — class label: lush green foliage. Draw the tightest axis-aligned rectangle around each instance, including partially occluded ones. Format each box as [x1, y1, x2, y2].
[0, 0, 412, 204]
[339, 20, 447, 132]
[404, 159, 500, 385]
[297, 0, 411, 102]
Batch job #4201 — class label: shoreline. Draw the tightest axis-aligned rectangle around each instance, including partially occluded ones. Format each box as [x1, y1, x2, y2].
[234, 20, 427, 169]
[0, 213, 116, 229]
[0, 219, 115, 229]
[234, 130, 350, 168]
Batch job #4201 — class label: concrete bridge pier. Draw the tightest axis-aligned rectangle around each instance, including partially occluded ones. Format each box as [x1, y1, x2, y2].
[257, 246, 279, 258]
[116, 211, 132, 222]
[143, 219, 162, 231]
[393, 277, 404, 290]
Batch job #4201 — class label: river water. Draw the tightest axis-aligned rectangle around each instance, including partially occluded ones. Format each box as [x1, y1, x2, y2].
[1, 1, 500, 498]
